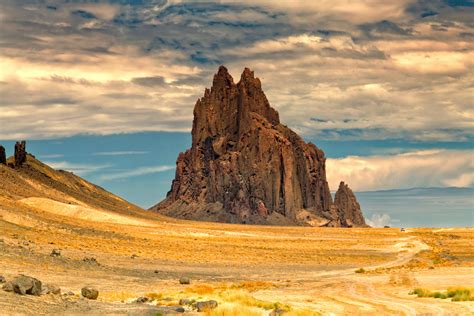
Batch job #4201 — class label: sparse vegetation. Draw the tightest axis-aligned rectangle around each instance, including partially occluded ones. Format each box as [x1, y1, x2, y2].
[409, 287, 473, 301]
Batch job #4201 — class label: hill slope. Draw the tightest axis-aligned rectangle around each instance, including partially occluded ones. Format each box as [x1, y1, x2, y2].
[0, 154, 166, 225]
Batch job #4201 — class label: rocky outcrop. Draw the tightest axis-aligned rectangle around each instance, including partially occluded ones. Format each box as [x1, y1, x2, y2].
[0, 145, 6, 165]
[14, 141, 27, 167]
[333, 182, 367, 227]
[152, 66, 366, 227]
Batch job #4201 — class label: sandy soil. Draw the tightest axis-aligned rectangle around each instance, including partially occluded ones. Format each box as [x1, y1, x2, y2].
[0, 196, 473, 315]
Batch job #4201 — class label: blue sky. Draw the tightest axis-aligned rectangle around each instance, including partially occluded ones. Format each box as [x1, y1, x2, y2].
[0, 0, 473, 226]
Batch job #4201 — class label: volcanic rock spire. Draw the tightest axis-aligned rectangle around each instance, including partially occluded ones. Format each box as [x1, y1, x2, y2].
[152, 66, 366, 227]
[0, 145, 6, 165]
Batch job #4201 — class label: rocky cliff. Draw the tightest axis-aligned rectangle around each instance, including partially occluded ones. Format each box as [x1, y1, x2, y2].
[151, 66, 366, 227]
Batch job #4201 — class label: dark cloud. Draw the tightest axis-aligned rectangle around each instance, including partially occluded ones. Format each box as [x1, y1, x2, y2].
[131, 76, 166, 87]
[360, 20, 413, 37]
[72, 10, 96, 19]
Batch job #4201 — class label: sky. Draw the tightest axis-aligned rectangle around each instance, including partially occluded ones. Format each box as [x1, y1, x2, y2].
[0, 0, 473, 227]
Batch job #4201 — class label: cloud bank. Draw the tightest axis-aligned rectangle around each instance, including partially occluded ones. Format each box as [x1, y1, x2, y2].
[327, 149, 474, 191]
[0, 0, 472, 142]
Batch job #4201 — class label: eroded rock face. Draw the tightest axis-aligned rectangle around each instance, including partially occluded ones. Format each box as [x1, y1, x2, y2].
[0, 145, 6, 165]
[152, 66, 365, 226]
[14, 141, 27, 167]
[334, 182, 367, 227]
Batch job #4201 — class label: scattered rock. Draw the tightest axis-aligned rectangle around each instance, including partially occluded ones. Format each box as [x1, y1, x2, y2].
[81, 287, 99, 300]
[82, 257, 99, 265]
[175, 306, 185, 313]
[2, 281, 13, 292]
[11, 275, 42, 296]
[179, 277, 190, 285]
[0, 276, 6, 283]
[135, 296, 149, 304]
[42, 284, 61, 295]
[269, 308, 288, 316]
[154, 270, 159, 274]
[50, 249, 61, 257]
[131, 254, 138, 259]
[195, 300, 218, 312]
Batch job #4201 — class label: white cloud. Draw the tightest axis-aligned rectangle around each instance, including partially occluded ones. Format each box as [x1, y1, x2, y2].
[327, 149, 474, 191]
[93, 151, 148, 156]
[45, 161, 111, 176]
[366, 213, 392, 228]
[100, 165, 175, 181]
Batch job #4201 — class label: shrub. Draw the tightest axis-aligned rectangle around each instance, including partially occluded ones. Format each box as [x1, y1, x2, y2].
[447, 287, 473, 301]
[409, 287, 473, 301]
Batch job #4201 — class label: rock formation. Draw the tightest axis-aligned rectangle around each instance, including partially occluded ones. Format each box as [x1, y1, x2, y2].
[0, 145, 6, 165]
[14, 141, 27, 167]
[152, 66, 366, 227]
[333, 182, 368, 227]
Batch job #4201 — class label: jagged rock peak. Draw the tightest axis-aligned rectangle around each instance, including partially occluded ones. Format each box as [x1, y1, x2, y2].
[0, 145, 6, 165]
[14, 141, 27, 167]
[152, 66, 365, 227]
[334, 181, 367, 227]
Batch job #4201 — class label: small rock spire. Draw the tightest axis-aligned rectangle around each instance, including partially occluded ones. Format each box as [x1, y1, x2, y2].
[14, 140, 27, 167]
[0, 145, 6, 165]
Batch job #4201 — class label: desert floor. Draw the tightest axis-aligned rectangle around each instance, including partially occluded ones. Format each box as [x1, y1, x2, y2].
[0, 199, 473, 315]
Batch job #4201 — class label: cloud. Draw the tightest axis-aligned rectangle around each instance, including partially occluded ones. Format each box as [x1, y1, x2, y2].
[366, 213, 393, 228]
[93, 151, 148, 156]
[100, 165, 175, 181]
[0, 0, 472, 143]
[45, 161, 111, 176]
[327, 149, 474, 191]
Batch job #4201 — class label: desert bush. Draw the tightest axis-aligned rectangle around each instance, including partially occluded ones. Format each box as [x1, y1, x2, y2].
[409, 287, 473, 301]
[447, 287, 473, 301]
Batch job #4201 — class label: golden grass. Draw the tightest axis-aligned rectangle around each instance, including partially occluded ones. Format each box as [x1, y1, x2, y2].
[185, 284, 216, 295]
[204, 304, 262, 316]
[100, 291, 136, 302]
[219, 290, 282, 310]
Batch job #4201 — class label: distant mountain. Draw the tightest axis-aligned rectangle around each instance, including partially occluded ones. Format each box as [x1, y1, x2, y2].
[355, 187, 473, 228]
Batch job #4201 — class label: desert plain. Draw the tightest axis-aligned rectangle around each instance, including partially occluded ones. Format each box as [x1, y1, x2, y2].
[0, 158, 473, 315]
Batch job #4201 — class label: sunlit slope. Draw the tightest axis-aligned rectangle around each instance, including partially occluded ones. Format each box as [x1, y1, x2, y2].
[0, 155, 167, 222]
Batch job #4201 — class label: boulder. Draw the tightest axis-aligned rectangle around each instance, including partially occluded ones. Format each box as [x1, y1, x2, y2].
[135, 296, 149, 303]
[179, 277, 190, 285]
[3, 281, 14, 292]
[11, 275, 42, 295]
[151, 66, 365, 227]
[0, 276, 6, 283]
[50, 249, 61, 257]
[81, 287, 99, 300]
[42, 284, 61, 295]
[195, 300, 218, 312]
